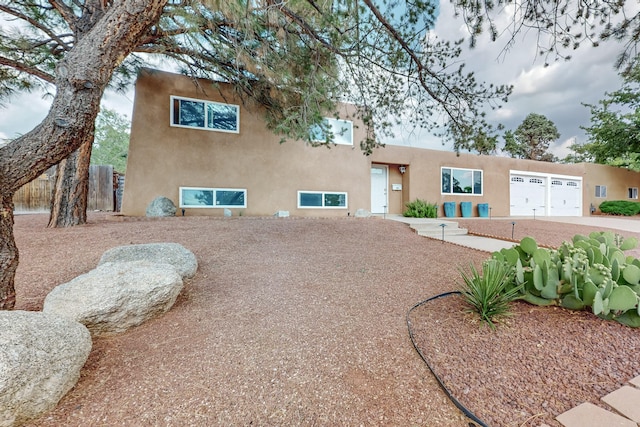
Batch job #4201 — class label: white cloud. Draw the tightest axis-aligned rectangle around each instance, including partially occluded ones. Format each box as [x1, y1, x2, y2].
[0, 92, 51, 139]
[381, 1, 627, 158]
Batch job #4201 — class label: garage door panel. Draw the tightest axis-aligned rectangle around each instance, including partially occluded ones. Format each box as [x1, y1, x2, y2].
[510, 175, 546, 216]
[550, 179, 581, 216]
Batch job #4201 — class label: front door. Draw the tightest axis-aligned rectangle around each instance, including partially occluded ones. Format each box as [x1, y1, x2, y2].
[371, 165, 388, 214]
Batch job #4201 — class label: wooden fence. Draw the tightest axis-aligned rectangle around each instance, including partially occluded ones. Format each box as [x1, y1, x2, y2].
[13, 165, 121, 213]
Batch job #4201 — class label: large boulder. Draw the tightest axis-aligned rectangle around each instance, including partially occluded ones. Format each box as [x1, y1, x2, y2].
[0, 311, 91, 427]
[98, 242, 197, 279]
[145, 196, 177, 217]
[43, 261, 183, 337]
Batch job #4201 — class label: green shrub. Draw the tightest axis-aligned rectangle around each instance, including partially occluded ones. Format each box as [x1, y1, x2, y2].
[599, 200, 640, 216]
[403, 199, 437, 218]
[459, 259, 522, 329]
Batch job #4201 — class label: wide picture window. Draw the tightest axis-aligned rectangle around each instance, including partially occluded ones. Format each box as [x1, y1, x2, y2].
[298, 191, 347, 208]
[441, 167, 483, 195]
[180, 187, 246, 208]
[171, 96, 239, 133]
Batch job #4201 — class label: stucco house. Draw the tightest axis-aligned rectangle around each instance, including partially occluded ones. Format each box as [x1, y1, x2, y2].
[122, 68, 640, 218]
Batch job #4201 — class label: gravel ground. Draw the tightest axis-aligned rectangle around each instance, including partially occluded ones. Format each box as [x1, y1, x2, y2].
[10, 213, 640, 427]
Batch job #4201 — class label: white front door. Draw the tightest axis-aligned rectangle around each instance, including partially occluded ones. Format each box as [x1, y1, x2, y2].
[371, 165, 388, 214]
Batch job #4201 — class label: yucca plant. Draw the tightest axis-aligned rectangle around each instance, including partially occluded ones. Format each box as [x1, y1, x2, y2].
[459, 259, 522, 329]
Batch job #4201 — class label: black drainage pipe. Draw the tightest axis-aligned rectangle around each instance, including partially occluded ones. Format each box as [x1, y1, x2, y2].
[406, 291, 489, 427]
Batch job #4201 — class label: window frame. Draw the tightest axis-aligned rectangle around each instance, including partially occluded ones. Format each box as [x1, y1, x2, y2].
[179, 186, 247, 208]
[441, 167, 483, 196]
[595, 185, 607, 198]
[297, 191, 348, 209]
[629, 187, 638, 200]
[310, 117, 354, 146]
[170, 95, 240, 134]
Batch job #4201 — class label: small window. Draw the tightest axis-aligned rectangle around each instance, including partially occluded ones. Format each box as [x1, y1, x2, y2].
[595, 185, 607, 198]
[298, 191, 348, 208]
[530, 178, 543, 184]
[551, 180, 562, 186]
[180, 187, 246, 208]
[171, 96, 239, 133]
[567, 181, 578, 187]
[511, 176, 524, 183]
[441, 167, 483, 195]
[629, 188, 638, 199]
[310, 118, 353, 145]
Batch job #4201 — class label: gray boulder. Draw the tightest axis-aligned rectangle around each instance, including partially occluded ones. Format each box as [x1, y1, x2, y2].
[43, 261, 183, 337]
[145, 196, 177, 217]
[354, 209, 371, 218]
[98, 242, 197, 279]
[0, 311, 91, 427]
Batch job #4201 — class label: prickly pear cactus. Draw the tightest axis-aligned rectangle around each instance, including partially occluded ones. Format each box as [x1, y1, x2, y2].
[492, 232, 640, 327]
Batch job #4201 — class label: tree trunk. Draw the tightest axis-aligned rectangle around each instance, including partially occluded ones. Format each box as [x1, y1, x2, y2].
[0, 193, 18, 310]
[48, 133, 93, 228]
[0, 0, 168, 309]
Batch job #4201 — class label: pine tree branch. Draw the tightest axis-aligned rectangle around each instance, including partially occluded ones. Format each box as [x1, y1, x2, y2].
[0, 4, 73, 52]
[47, 0, 79, 32]
[0, 55, 55, 84]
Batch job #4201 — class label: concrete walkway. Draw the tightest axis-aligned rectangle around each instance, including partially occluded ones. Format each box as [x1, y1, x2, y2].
[385, 215, 515, 252]
[387, 214, 640, 253]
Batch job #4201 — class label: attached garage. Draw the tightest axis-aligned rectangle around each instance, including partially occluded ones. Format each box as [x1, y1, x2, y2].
[509, 171, 582, 217]
[550, 178, 581, 216]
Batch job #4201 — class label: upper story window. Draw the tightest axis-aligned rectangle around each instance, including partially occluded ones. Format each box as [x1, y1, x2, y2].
[595, 185, 607, 198]
[629, 187, 638, 199]
[171, 96, 239, 133]
[441, 167, 483, 195]
[310, 117, 353, 146]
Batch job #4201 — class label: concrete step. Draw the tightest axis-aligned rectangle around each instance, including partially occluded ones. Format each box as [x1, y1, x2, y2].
[556, 402, 636, 427]
[416, 228, 469, 238]
[602, 386, 640, 423]
[406, 220, 468, 238]
[556, 375, 640, 427]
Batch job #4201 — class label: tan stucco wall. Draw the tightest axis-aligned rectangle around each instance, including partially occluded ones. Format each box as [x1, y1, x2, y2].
[582, 163, 640, 213]
[122, 69, 371, 217]
[371, 145, 640, 217]
[124, 69, 640, 219]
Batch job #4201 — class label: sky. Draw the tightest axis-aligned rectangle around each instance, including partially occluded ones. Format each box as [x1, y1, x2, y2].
[0, 2, 629, 159]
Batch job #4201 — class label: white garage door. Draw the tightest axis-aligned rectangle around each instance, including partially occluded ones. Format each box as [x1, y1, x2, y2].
[550, 179, 581, 216]
[510, 175, 547, 216]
